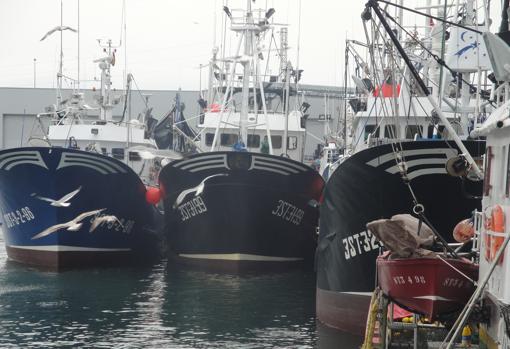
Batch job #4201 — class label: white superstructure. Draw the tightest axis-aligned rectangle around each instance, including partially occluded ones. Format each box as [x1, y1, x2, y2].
[197, 2, 306, 163]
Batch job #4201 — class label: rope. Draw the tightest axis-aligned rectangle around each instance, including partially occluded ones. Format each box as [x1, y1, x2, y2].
[377, 0, 482, 34]
[436, 255, 477, 285]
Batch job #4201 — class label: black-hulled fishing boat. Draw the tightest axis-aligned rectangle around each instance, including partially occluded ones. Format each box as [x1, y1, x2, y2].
[316, 0, 488, 334]
[158, 2, 324, 271]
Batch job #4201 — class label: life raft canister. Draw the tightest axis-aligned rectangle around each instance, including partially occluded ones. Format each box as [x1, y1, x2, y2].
[489, 205, 506, 264]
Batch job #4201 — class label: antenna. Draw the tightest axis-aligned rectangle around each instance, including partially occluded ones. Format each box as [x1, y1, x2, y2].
[279, 27, 288, 81]
[33, 58, 37, 88]
[58, 0, 63, 108]
[77, 0, 80, 91]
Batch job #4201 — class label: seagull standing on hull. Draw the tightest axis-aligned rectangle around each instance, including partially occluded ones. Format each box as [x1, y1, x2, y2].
[31, 209, 106, 239]
[31, 186, 82, 207]
[173, 173, 228, 208]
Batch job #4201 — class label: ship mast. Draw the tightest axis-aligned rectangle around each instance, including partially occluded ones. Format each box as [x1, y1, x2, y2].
[94, 40, 117, 121]
[57, 0, 63, 109]
[239, 0, 253, 146]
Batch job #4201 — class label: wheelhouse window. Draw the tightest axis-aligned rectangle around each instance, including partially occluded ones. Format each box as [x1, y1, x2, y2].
[364, 125, 380, 140]
[220, 133, 238, 146]
[427, 125, 446, 138]
[247, 134, 260, 148]
[384, 124, 397, 139]
[271, 135, 282, 149]
[205, 133, 215, 146]
[112, 148, 125, 160]
[129, 151, 142, 161]
[405, 125, 423, 139]
[287, 136, 298, 150]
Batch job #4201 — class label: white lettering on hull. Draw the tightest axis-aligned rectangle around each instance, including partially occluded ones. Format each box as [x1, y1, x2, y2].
[271, 200, 304, 226]
[3, 206, 35, 228]
[178, 196, 208, 222]
[342, 230, 381, 260]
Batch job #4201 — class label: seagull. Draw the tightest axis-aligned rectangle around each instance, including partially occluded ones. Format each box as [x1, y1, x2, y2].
[40, 26, 78, 41]
[31, 209, 106, 240]
[31, 186, 82, 207]
[89, 215, 124, 233]
[173, 173, 228, 208]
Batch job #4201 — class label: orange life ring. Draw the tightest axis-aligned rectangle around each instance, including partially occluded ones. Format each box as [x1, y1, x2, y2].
[490, 205, 506, 264]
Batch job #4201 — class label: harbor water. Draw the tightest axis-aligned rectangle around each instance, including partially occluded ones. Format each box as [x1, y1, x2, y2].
[0, 234, 362, 348]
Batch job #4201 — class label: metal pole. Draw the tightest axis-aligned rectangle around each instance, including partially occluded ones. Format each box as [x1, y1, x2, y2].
[77, 0, 80, 91]
[283, 62, 291, 156]
[57, 0, 63, 108]
[343, 42, 349, 152]
[33, 58, 36, 88]
[239, 1, 252, 145]
[210, 34, 244, 151]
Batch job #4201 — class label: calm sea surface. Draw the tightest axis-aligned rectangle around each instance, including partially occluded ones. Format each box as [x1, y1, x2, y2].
[0, 235, 362, 348]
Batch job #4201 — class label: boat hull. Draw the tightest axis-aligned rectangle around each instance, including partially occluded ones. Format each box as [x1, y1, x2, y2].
[159, 151, 324, 272]
[0, 147, 162, 268]
[377, 257, 478, 319]
[316, 140, 484, 334]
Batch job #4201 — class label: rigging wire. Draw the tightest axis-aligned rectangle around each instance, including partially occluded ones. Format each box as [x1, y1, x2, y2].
[377, 0, 482, 34]
[382, 8, 494, 107]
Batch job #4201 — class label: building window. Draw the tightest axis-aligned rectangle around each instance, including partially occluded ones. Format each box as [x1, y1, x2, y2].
[405, 125, 423, 139]
[318, 114, 332, 120]
[271, 135, 282, 149]
[112, 148, 125, 160]
[384, 124, 397, 139]
[205, 133, 215, 146]
[364, 125, 380, 140]
[220, 133, 238, 146]
[288, 136, 298, 150]
[247, 134, 260, 148]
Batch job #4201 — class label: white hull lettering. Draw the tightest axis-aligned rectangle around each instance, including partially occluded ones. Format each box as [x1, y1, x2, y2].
[3, 206, 35, 229]
[271, 200, 304, 226]
[178, 196, 208, 222]
[342, 230, 381, 260]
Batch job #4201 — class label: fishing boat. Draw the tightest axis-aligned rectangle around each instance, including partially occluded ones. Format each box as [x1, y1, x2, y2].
[446, 29, 510, 349]
[0, 33, 174, 268]
[368, 214, 478, 320]
[316, 0, 488, 335]
[377, 256, 478, 320]
[158, 1, 324, 271]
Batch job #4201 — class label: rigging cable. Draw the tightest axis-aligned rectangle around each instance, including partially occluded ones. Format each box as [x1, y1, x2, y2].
[382, 8, 494, 107]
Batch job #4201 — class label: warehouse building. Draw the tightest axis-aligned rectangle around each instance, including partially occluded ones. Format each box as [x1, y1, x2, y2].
[0, 84, 351, 163]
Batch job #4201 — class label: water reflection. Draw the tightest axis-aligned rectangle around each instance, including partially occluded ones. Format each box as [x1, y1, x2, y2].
[0, 238, 362, 348]
[162, 266, 317, 348]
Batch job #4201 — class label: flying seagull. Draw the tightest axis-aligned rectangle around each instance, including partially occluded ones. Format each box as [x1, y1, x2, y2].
[173, 173, 228, 208]
[31, 208, 106, 240]
[40, 26, 78, 41]
[31, 186, 82, 207]
[89, 215, 124, 233]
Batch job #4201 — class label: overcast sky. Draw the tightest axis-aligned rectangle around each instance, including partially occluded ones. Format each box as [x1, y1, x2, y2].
[0, 0, 502, 91]
[0, 0, 365, 91]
